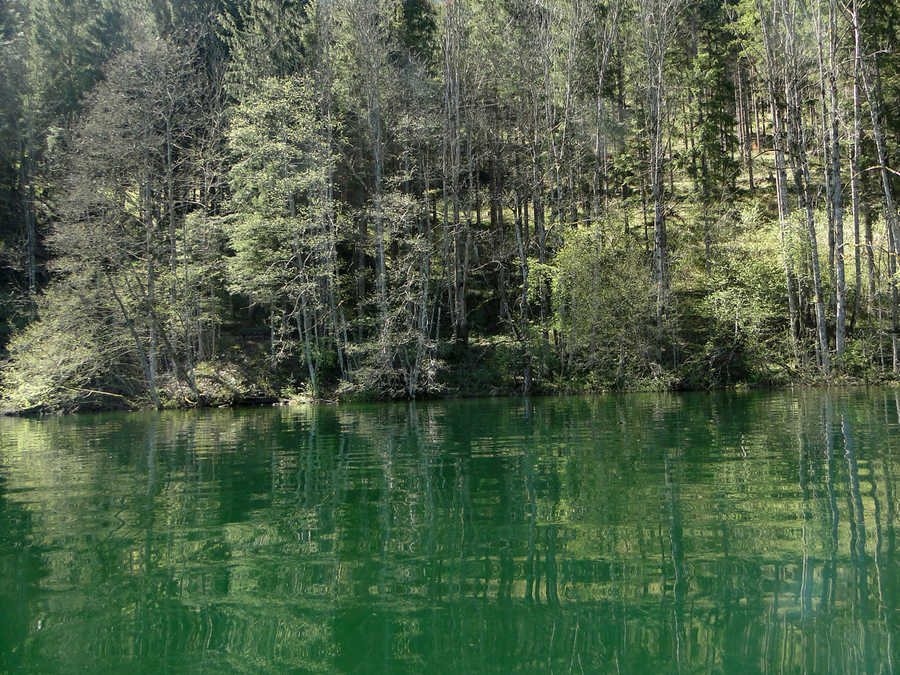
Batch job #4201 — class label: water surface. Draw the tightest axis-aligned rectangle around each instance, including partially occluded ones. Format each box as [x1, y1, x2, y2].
[0, 390, 898, 673]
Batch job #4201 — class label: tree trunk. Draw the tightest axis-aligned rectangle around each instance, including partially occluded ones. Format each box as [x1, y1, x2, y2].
[757, 0, 800, 363]
[860, 44, 900, 371]
[144, 181, 160, 402]
[828, 0, 846, 358]
[815, 3, 835, 300]
[850, 0, 864, 324]
[105, 269, 159, 409]
[785, 72, 829, 375]
[20, 136, 37, 295]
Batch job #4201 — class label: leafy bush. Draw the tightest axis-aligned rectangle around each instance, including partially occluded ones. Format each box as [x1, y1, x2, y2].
[553, 225, 656, 389]
[1, 278, 140, 413]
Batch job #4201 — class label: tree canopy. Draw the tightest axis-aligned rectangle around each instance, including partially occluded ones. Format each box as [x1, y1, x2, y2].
[1, 0, 899, 412]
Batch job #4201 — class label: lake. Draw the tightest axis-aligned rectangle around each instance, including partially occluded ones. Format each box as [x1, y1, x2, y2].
[0, 390, 897, 673]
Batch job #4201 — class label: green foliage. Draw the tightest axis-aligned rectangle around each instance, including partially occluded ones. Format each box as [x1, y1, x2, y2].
[688, 226, 788, 386]
[226, 73, 341, 394]
[218, 0, 308, 96]
[553, 224, 655, 388]
[27, 0, 127, 125]
[4, 0, 900, 412]
[226, 74, 333, 305]
[1, 277, 138, 413]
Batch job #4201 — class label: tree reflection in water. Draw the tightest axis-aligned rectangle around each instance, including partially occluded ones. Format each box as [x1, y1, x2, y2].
[0, 390, 897, 673]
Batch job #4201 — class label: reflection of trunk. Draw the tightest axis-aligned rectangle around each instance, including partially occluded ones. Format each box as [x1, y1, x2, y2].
[843, 411, 879, 670]
[798, 413, 812, 619]
[823, 398, 839, 610]
[664, 451, 686, 663]
[865, 427, 894, 674]
[140, 421, 157, 646]
[415, 404, 438, 598]
[524, 428, 538, 601]
[889, 391, 898, 554]
[842, 414, 868, 606]
[544, 525, 559, 605]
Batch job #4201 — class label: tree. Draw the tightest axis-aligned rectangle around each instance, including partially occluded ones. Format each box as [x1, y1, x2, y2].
[52, 39, 206, 407]
[226, 74, 339, 396]
[336, 0, 399, 340]
[0, 0, 31, 316]
[639, 0, 685, 362]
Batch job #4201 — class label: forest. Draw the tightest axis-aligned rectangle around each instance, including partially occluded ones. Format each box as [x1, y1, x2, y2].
[0, 0, 898, 413]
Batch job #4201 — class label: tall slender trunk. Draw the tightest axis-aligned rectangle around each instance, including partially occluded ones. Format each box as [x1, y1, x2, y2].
[646, 61, 668, 361]
[166, 127, 177, 307]
[20, 134, 37, 295]
[514, 200, 530, 393]
[753, 87, 762, 152]
[297, 305, 317, 396]
[288, 174, 318, 394]
[356, 214, 366, 343]
[785, 76, 830, 375]
[758, 0, 800, 362]
[860, 47, 900, 371]
[144, 181, 159, 402]
[371, 93, 386, 324]
[815, 3, 836, 303]
[444, 1, 467, 344]
[850, 0, 864, 323]
[828, 0, 846, 357]
[738, 62, 755, 190]
[889, 227, 900, 371]
[865, 206, 877, 310]
[316, 0, 345, 377]
[651, 104, 667, 362]
[782, 1, 829, 374]
[592, 0, 620, 225]
[105, 269, 159, 408]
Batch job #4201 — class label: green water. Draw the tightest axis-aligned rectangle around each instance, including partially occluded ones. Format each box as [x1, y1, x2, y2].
[0, 390, 897, 674]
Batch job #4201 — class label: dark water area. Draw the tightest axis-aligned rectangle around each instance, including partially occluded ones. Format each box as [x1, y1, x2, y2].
[0, 389, 898, 673]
